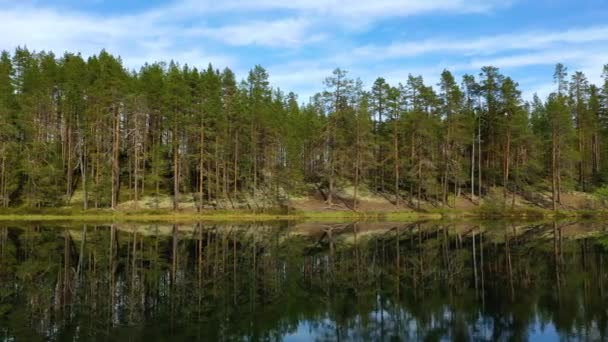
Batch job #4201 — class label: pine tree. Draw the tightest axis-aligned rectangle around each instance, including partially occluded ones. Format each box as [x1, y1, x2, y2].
[164, 62, 189, 210]
[570, 71, 591, 190]
[322, 68, 354, 205]
[0, 46, 607, 211]
[371, 77, 389, 191]
[0, 51, 18, 207]
[246, 65, 271, 201]
[438, 70, 465, 205]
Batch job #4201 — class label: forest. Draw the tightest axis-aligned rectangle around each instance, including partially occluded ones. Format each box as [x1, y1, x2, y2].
[0, 47, 607, 211]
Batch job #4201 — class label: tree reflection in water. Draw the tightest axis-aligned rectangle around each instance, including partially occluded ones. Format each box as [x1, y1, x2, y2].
[0, 221, 607, 341]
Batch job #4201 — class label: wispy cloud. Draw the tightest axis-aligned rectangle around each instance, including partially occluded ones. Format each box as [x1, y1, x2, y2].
[468, 47, 608, 69]
[186, 18, 324, 48]
[351, 25, 608, 60]
[1, 0, 605, 102]
[171, 0, 509, 20]
[0, 1, 510, 76]
[0, 5, 234, 68]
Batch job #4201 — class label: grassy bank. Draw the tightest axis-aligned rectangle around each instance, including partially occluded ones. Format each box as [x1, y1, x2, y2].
[0, 208, 442, 222]
[0, 206, 606, 223]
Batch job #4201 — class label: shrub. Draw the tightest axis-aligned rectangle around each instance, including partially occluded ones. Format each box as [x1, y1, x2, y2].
[593, 185, 608, 206]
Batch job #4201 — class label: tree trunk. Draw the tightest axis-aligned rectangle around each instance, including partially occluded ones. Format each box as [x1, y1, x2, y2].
[81, 141, 88, 210]
[172, 121, 179, 211]
[478, 115, 482, 199]
[354, 119, 360, 211]
[66, 123, 72, 201]
[251, 121, 257, 199]
[133, 108, 141, 210]
[417, 158, 422, 210]
[327, 154, 334, 206]
[471, 136, 475, 202]
[557, 131, 562, 204]
[234, 135, 239, 195]
[327, 127, 335, 206]
[111, 106, 120, 209]
[94, 123, 101, 208]
[511, 150, 517, 210]
[198, 120, 205, 212]
[353, 154, 359, 211]
[215, 135, 220, 201]
[1, 155, 6, 208]
[578, 125, 583, 189]
[503, 126, 511, 203]
[552, 128, 557, 211]
[394, 125, 399, 206]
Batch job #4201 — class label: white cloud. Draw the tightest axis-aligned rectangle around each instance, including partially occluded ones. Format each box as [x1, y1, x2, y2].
[0, 4, 324, 53]
[486, 49, 608, 102]
[0, 0, 513, 70]
[173, 0, 508, 21]
[263, 23, 608, 102]
[186, 18, 324, 48]
[2, 0, 605, 101]
[0, 5, 243, 69]
[351, 25, 608, 60]
[468, 49, 606, 69]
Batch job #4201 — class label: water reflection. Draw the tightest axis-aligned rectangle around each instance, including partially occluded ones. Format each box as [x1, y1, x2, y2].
[1, 221, 608, 341]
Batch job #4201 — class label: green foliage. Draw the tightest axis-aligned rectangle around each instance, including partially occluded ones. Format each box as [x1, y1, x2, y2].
[0, 47, 608, 211]
[593, 185, 608, 205]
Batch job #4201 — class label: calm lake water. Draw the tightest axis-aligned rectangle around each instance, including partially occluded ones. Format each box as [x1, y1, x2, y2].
[1, 221, 607, 341]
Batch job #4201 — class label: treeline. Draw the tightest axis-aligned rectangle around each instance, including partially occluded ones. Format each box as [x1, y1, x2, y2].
[0, 47, 607, 210]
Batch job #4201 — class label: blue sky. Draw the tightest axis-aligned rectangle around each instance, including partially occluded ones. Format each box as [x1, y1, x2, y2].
[2, 0, 607, 101]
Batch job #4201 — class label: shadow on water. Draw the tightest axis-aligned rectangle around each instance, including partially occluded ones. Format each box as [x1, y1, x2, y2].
[1, 220, 608, 341]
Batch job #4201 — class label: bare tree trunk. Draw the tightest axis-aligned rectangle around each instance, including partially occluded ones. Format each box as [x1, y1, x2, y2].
[133, 153, 138, 209]
[251, 121, 257, 199]
[1, 155, 6, 208]
[471, 136, 475, 203]
[133, 107, 141, 210]
[394, 123, 399, 205]
[552, 129, 557, 211]
[354, 122, 360, 211]
[327, 137, 335, 206]
[557, 131, 562, 204]
[215, 136, 220, 201]
[417, 158, 422, 210]
[593, 134, 600, 174]
[94, 123, 101, 208]
[111, 106, 120, 209]
[478, 114, 482, 199]
[503, 126, 511, 203]
[81, 141, 88, 210]
[443, 124, 451, 206]
[198, 120, 205, 212]
[173, 122, 179, 211]
[578, 125, 583, 189]
[512, 150, 517, 210]
[233, 135, 239, 196]
[223, 160, 228, 199]
[66, 123, 72, 201]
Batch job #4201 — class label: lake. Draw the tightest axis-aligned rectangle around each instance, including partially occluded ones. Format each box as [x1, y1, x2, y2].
[1, 221, 607, 341]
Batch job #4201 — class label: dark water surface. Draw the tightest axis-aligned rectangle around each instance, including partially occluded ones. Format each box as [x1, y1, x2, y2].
[1, 221, 608, 341]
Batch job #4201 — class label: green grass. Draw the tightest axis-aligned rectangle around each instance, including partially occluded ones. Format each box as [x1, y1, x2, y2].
[0, 206, 605, 223]
[0, 210, 435, 223]
[0, 207, 441, 223]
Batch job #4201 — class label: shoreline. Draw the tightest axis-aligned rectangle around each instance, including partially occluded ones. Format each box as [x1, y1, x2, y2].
[0, 207, 605, 222]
